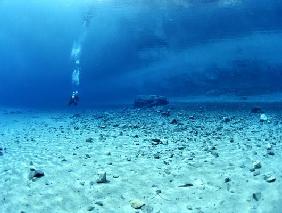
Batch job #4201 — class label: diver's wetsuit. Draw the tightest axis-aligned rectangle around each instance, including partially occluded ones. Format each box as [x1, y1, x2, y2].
[69, 91, 80, 106]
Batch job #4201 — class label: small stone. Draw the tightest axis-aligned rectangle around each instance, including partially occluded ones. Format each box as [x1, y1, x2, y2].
[105, 152, 111, 156]
[189, 115, 195, 120]
[170, 118, 178, 125]
[211, 150, 219, 158]
[130, 199, 145, 209]
[266, 143, 272, 150]
[222, 117, 231, 122]
[253, 170, 260, 176]
[161, 111, 170, 117]
[264, 175, 276, 183]
[95, 201, 104, 206]
[225, 177, 231, 183]
[253, 192, 261, 201]
[86, 137, 94, 143]
[178, 183, 193, 187]
[267, 149, 275, 155]
[87, 206, 95, 211]
[154, 152, 160, 159]
[260, 114, 268, 122]
[156, 189, 162, 194]
[28, 168, 44, 180]
[253, 161, 261, 170]
[96, 171, 108, 184]
[187, 206, 193, 210]
[151, 138, 161, 145]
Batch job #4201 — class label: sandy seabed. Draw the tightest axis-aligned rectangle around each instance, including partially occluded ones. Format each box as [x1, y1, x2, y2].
[0, 103, 282, 213]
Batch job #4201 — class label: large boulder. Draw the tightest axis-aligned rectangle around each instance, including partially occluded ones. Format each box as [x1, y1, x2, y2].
[134, 95, 169, 108]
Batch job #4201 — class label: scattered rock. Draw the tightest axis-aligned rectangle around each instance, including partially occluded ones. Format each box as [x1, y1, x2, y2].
[253, 170, 260, 176]
[253, 192, 262, 201]
[130, 199, 145, 209]
[0, 147, 5, 156]
[222, 117, 231, 122]
[156, 189, 162, 194]
[86, 137, 94, 143]
[211, 150, 219, 158]
[170, 118, 178, 125]
[178, 183, 193, 187]
[260, 114, 268, 122]
[253, 161, 262, 170]
[189, 115, 195, 120]
[264, 174, 276, 183]
[267, 149, 275, 155]
[28, 168, 45, 180]
[161, 111, 170, 117]
[266, 143, 272, 150]
[154, 152, 160, 159]
[87, 206, 95, 211]
[225, 177, 231, 183]
[151, 138, 162, 145]
[96, 171, 108, 184]
[95, 201, 104, 206]
[134, 95, 169, 108]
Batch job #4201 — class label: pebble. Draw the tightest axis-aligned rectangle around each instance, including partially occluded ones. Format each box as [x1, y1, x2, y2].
[87, 206, 95, 211]
[170, 119, 178, 125]
[151, 138, 161, 145]
[28, 168, 45, 180]
[86, 137, 94, 143]
[95, 201, 104, 206]
[267, 149, 275, 155]
[96, 171, 108, 184]
[253, 192, 261, 201]
[253, 161, 261, 170]
[253, 170, 260, 176]
[156, 189, 162, 194]
[264, 175, 276, 183]
[222, 117, 231, 122]
[154, 152, 160, 159]
[0, 147, 5, 156]
[211, 150, 219, 158]
[178, 183, 193, 187]
[130, 199, 145, 209]
[260, 114, 268, 122]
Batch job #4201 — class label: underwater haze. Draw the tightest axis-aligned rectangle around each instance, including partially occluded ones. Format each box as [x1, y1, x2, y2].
[1, 0, 282, 107]
[1, 1, 282, 212]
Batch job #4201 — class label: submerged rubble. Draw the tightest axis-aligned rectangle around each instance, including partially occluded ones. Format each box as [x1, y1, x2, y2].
[134, 95, 169, 108]
[0, 102, 281, 212]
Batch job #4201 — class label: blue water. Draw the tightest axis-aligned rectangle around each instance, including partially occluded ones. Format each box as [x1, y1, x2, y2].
[0, 0, 282, 107]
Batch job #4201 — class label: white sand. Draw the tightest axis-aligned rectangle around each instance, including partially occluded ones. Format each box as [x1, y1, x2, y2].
[0, 103, 281, 213]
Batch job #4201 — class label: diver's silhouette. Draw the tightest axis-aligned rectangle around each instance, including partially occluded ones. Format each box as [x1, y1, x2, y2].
[68, 91, 80, 106]
[68, 8, 94, 106]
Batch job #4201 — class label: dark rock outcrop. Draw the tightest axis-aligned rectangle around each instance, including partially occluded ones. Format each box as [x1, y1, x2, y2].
[134, 95, 169, 108]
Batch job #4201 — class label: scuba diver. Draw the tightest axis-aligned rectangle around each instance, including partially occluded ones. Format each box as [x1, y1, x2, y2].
[69, 91, 80, 106]
[68, 7, 94, 106]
